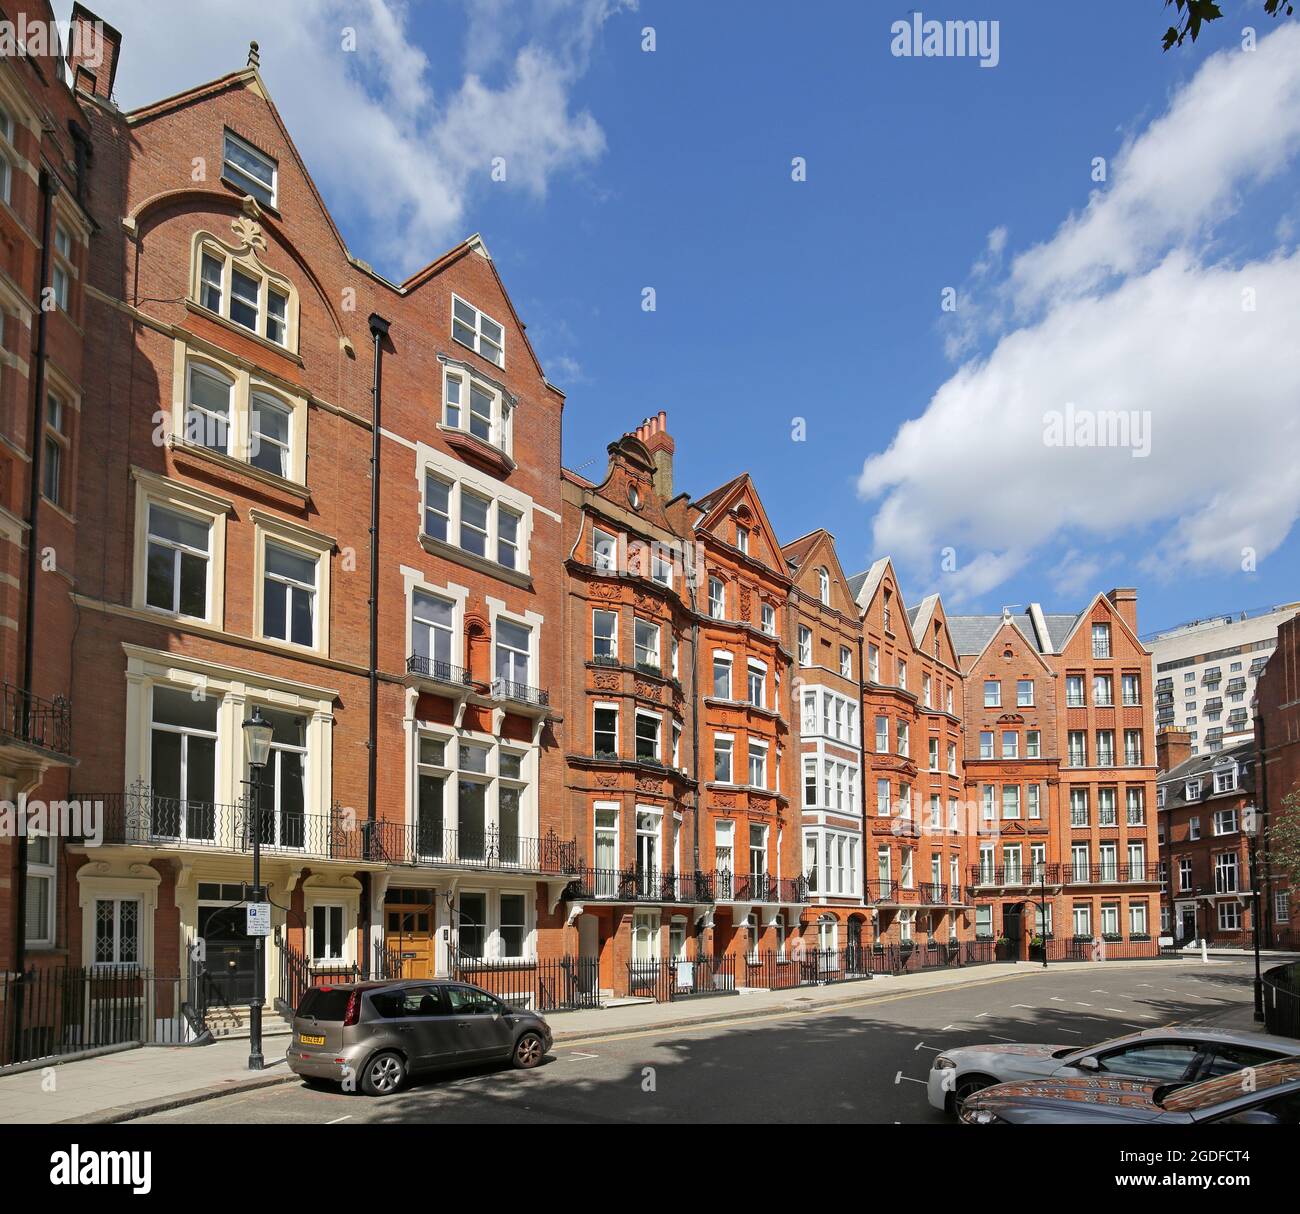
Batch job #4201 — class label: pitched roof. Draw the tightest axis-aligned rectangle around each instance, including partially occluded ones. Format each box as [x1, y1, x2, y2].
[947, 609, 1082, 656]
[848, 558, 890, 611]
[1157, 740, 1256, 810]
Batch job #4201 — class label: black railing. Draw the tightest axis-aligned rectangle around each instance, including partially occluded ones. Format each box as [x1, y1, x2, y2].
[865, 879, 899, 903]
[1, 681, 71, 754]
[491, 678, 549, 708]
[276, 939, 361, 1016]
[1063, 863, 1161, 885]
[625, 954, 737, 1002]
[368, 821, 580, 874]
[406, 654, 474, 687]
[917, 882, 969, 904]
[714, 871, 809, 903]
[452, 949, 601, 1012]
[969, 864, 1062, 887]
[94, 787, 370, 860]
[566, 868, 713, 903]
[1, 966, 195, 1070]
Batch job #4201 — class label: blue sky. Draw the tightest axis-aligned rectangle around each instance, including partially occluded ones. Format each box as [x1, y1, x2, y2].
[82, 1, 1300, 636]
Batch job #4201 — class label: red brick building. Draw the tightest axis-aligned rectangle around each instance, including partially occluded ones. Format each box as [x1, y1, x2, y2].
[949, 591, 1161, 957]
[1156, 730, 1260, 947]
[853, 560, 971, 948]
[8, 17, 576, 1038]
[1256, 613, 1300, 947]
[1, 1, 100, 982]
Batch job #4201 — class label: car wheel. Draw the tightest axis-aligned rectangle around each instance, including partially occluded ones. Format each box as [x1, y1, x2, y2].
[951, 1074, 997, 1115]
[360, 1050, 408, 1096]
[512, 1031, 546, 1069]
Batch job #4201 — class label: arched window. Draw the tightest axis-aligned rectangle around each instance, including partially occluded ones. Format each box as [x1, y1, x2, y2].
[818, 567, 830, 605]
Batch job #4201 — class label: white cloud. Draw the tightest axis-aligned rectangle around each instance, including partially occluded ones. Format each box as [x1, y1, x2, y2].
[861, 27, 1300, 603]
[79, 0, 628, 276]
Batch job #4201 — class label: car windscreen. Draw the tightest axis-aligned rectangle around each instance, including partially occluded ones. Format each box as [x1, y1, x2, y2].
[1160, 1058, 1300, 1112]
[297, 987, 354, 1020]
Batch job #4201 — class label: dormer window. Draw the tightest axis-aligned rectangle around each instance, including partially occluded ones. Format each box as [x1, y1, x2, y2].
[223, 130, 277, 208]
[1213, 764, 1238, 794]
[442, 365, 510, 454]
[1185, 779, 1201, 801]
[452, 295, 504, 367]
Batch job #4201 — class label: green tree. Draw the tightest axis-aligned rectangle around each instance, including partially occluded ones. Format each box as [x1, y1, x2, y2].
[1163, 0, 1294, 50]
[1265, 790, 1300, 888]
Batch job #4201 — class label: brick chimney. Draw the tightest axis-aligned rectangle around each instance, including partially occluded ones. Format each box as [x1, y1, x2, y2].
[1156, 727, 1192, 774]
[67, 5, 122, 101]
[633, 410, 674, 500]
[1105, 586, 1138, 634]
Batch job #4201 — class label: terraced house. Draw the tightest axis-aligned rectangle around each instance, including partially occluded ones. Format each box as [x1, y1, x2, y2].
[950, 591, 1162, 959]
[0, 8, 577, 1054]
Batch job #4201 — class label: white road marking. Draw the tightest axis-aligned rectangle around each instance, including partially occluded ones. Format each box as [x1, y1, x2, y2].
[326, 1115, 351, 1125]
[1122, 1023, 1146, 1029]
[976, 1012, 991, 1018]
[895, 1071, 927, 1085]
[1012, 1004, 1035, 1010]
[1058, 1028, 1083, 1034]
[1050, 996, 1066, 1002]
[565, 1052, 600, 1061]
[940, 1024, 957, 1031]
[1091, 990, 1109, 995]
[1105, 1008, 1127, 1014]
[915, 1041, 942, 1052]
[1075, 1002, 1093, 1007]
[987, 1035, 1015, 1042]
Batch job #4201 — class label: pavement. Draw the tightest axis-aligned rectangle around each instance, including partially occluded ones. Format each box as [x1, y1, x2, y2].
[0, 955, 1283, 1124]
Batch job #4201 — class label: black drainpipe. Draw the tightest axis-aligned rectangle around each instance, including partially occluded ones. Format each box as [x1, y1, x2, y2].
[12, 169, 58, 1054]
[363, 313, 390, 974]
[688, 574, 702, 949]
[857, 632, 869, 912]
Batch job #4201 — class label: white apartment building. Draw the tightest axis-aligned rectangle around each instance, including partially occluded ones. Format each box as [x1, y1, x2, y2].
[1148, 603, 1300, 754]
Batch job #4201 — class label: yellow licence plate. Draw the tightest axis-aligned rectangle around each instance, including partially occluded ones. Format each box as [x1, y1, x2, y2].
[299, 1034, 325, 1046]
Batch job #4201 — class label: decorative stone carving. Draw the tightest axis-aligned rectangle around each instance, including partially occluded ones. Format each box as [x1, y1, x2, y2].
[634, 680, 660, 700]
[593, 673, 620, 691]
[636, 778, 664, 795]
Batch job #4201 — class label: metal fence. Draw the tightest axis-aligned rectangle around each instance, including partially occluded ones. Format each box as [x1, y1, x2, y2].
[625, 954, 738, 1002]
[453, 951, 601, 1012]
[1262, 963, 1300, 1040]
[0, 967, 201, 1070]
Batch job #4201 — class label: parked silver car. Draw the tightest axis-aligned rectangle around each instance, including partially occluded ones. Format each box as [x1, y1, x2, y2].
[288, 979, 554, 1096]
[927, 1026, 1297, 1116]
[958, 1056, 1300, 1124]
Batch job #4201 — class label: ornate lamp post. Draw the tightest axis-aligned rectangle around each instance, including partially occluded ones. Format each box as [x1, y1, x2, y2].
[242, 706, 274, 1070]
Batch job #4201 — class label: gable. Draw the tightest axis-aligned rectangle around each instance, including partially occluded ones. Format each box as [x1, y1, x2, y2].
[694, 475, 786, 575]
[785, 530, 858, 616]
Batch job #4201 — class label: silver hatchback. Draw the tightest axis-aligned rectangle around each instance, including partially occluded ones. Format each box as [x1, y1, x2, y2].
[288, 979, 554, 1096]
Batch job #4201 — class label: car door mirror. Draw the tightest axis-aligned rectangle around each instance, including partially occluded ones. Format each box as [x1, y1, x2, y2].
[1076, 1056, 1101, 1072]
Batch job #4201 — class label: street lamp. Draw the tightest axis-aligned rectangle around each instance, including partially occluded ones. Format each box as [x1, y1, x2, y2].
[1243, 805, 1264, 1023]
[243, 706, 274, 1070]
[1038, 864, 1050, 970]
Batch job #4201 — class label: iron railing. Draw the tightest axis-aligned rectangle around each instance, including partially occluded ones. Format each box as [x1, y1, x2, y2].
[451, 949, 601, 1012]
[368, 822, 580, 874]
[566, 868, 714, 903]
[969, 864, 1062, 887]
[865, 879, 899, 903]
[625, 954, 737, 1002]
[276, 939, 363, 1016]
[490, 678, 549, 708]
[406, 654, 474, 687]
[1, 681, 71, 754]
[92, 786, 370, 860]
[1063, 863, 1161, 885]
[1, 966, 198, 1070]
[713, 871, 809, 903]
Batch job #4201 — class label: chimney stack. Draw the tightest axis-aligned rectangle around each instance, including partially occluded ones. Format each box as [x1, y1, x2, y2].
[633, 410, 674, 500]
[1105, 586, 1138, 634]
[1156, 727, 1192, 774]
[67, 5, 122, 101]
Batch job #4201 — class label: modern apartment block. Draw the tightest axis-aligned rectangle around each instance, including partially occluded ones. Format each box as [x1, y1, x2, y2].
[949, 592, 1161, 955]
[1148, 602, 1300, 755]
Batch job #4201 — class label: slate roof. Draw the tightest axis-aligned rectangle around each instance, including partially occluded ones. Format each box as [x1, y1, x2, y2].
[946, 610, 1083, 656]
[1157, 740, 1256, 813]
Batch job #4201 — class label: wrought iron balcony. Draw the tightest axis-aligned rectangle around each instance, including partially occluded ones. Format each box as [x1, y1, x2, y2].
[368, 821, 579, 875]
[1, 681, 71, 755]
[91, 785, 370, 860]
[917, 882, 969, 904]
[490, 677, 550, 709]
[565, 867, 713, 903]
[1064, 862, 1161, 885]
[865, 879, 899, 903]
[714, 870, 808, 904]
[969, 863, 1061, 887]
[406, 654, 474, 688]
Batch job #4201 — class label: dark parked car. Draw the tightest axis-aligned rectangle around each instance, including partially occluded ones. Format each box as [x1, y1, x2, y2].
[959, 1056, 1300, 1124]
[288, 980, 554, 1096]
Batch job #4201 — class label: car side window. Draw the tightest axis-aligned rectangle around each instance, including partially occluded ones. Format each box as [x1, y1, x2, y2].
[368, 990, 406, 1019]
[1095, 1043, 1199, 1080]
[1213, 1089, 1300, 1125]
[401, 986, 445, 1017]
[1195, 1044, 1282, 1081]
[445, 985, 499, 1015]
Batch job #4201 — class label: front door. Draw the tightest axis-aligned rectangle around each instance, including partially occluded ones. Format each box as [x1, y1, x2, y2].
[384, 888, 438, 979]
[1180, 906, 1197, 942]
[578, 913, 600, 995]
[198, 904, 256, 1005]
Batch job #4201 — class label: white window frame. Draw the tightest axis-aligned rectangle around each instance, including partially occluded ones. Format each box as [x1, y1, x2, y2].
[451, 293, 505, 368]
